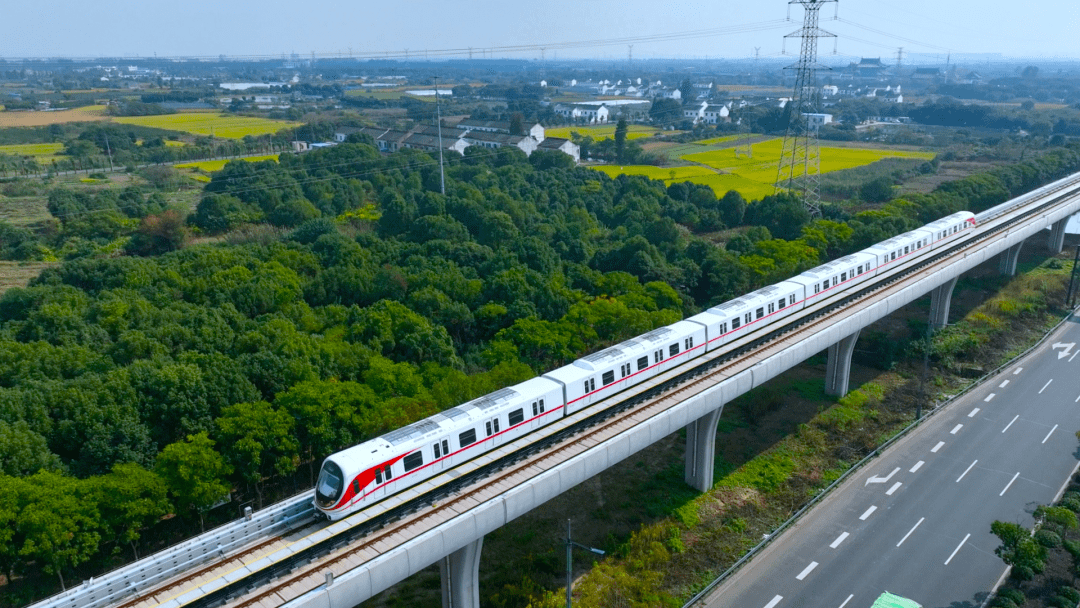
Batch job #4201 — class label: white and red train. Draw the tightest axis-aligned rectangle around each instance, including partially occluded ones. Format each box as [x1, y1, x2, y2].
[314, 211, 977, 520]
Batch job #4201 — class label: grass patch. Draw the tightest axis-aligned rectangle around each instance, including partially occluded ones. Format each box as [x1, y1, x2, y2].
[113, 112, 300, 139]
[0, 261, 58, 296]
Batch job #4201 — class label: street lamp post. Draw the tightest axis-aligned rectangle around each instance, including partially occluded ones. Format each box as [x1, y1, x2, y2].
[565, 519, 604, 608]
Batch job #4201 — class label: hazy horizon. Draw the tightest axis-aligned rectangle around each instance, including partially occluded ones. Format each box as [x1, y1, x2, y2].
[3, 1, 1076, 63]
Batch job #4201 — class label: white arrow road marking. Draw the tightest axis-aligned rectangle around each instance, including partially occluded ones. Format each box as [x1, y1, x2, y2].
[1053, 343, 1076, 359]
[865, 467, 901, 486]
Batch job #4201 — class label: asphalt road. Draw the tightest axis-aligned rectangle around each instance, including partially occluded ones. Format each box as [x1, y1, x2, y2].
[704, 313, 1080, 608]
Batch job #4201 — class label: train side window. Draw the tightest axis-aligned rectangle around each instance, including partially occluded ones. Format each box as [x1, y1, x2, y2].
[756, 308, 764, 319]
[376, 468, 383, 484]
[508, 409, 524, 426]
[403, 452, 423, 472]
[493, 418, 500, 433]
[353, 479, 361, 494]
[384, 466, 392, 480]
[433, 442, 441, 458]
[638, 356, 648, 370]
[602, 370, 615, 385]
[904, 246, 909, 254]
[655, 351, 662, 363]
[721, 322, 728, 333]
[814, 284, 820, 294]
[841, 272, 847, 281]
[857, 265, 863, 274]
[442, 440, 449, 455]
[732, 318, 741, 329]
[833, 277, 839, 286]
[539, 399, 545, 413]
[778, 299, 786, 310]
[485, 421, 492, 436]
[745, 313, 752, 324]
[460, 428, 476, 447]
[590, 378, 596, 391]
[669, 343, 680, 357]
[790, 295, 796, 305]
[768, 303, 775, 314]
[532, 401, 538, 416]
[687, 336, 694, 349]
[891, 252, 897, 260]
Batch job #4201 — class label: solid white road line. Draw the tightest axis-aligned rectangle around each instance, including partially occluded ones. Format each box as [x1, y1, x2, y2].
[796, 561, 819, 581]
[1014, 367, 1023, 375]
[1000, 380, 1010, 388]
[957, 460, 978, 483]
[910, 461, 925, 473]
[969, 408, 980, 418]
[951, 424, 963, 435]
[1040, 379, 1053, 394]
[860, 505, 878, 520]
[1043, 425, 1059, 444]
[839, 595, 854, 608]
[1002, 415, 1019, 433]
[945, 533, 971, 565]
[764, 595, 783, 608]
[1076, 394, 1080, 403]
[984, 393, 996, 402]
[897, 517, 925, 547]
[830, 531, 850, 548]
[1000, 472, 1020, 496]
[932, 441, 945, 453]
[887, 482, 902, 496]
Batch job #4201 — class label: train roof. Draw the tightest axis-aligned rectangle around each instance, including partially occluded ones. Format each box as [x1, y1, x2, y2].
[575, 327, 672, 371]
[862, 228, 931, 252]
[794, 253, 874, 281]
[707, 282, 803, 318]
[923, 211, 974, 230]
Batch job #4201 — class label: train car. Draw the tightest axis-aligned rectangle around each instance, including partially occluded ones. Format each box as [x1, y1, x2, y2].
[923, 211, 976, 248]
[315, 377, 563, 520]
[545, 320, 706, 416]
[861, 228, 934, 273]
[788, 252, 878, 307]
[695, 282, 806, 351]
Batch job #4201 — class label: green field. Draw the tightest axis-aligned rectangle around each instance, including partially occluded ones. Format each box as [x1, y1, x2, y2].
[114, 112, 301, 139]
[175, 154, 279, 174]
[546, 124, 659, 141]
[593, 138, 936, 201]
[0, 143, 64, 157]
[693, 134, 745, 145]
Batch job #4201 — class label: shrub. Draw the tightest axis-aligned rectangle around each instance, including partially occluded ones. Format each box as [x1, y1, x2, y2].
[1060, 586, 1080, 603]
[989, 598, 1017, 608]
[1048, 595, 1073, 608]
[1061, 497, 1080, 513]
[997, 588, 1025, 604]
[1036, 529, 1063, 548]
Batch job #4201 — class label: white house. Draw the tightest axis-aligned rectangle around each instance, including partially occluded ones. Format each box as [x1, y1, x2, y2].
[456, 118, 545, 142]
[536, 137, 580, 163]
[684, 101, 730, 125]
[803, 113, 834, 129]
[554, 103, 610, 124]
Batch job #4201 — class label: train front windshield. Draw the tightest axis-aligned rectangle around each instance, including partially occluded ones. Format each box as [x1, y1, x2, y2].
[315, 460, 344, 508]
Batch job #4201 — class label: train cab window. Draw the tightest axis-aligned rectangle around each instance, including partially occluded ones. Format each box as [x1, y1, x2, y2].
[375, 468, 383, 484]
[669, 343, 680, 357]
[731, 317, 741, 329]
[459, 429, 476, 447]
[315, 461, 345, 509]
[602, 370, 615, 385]
[403, 452, 423, 472]
[637, 356, 649, 371]
[509, 409, 524, 426]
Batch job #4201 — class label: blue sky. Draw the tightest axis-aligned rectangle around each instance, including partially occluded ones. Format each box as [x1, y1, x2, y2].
[3, 1, 1075, 62]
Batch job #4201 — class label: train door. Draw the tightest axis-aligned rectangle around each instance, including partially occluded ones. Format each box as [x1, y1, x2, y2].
[484, 416, 502, 444]
[430, 437, 451, 472]
[370, 461, 395, 502]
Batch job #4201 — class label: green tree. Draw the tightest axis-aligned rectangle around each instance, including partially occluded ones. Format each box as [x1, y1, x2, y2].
[126, 209, 188, 256]
[860, 177, 895, 203]
[92, 463, 171, 558]
[0, 420, 62, 476]
[275, 379, 378, 480]
[614, 118, 628, 164]
[216, 401, 298, 507]
[679, 78, 694, 105]
[16, 471, 100, 590]
[155, 432, 232, 531]
[992, 520, 1046, 581]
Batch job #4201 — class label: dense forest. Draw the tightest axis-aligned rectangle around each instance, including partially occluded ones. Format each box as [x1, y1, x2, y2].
[3, 139, 1080, 597]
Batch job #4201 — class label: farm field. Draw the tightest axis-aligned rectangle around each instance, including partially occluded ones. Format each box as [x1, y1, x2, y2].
[175, 154, 279, 174]
[114, 112, 301, 139]
[0, 105, 108, 127]
[0, 143, 64, 157]
[545, 124, 659, 141]
[594, 138, 936, 201]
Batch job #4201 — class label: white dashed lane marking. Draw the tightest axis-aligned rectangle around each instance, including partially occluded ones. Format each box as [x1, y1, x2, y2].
[1000, 472, 1020, 496]
[1002, 415, 1019, 433]
[945, 534, 971, 565]
[1044, 425, 1058, 444]
[968, 408, 980, 418]
[860, 505, 878, 520]
[984, 393, 995, 402]
[764, 595, 783, 608]
[839, 595, 854, 608]
[887, 482, 902, 496]
[830, 532, 849, 548]
[951, 424, 963, 435]
[1040, 379, 1053, 394]
[796, 561, 819, 581]
[932, 441, 945, 453]
[999, 380, 1010, 388]
[1014, 367, 1023, 375]
[910, 461, 924, 473]
[897, 517, 925, 547]
[957, 460, 977, 483]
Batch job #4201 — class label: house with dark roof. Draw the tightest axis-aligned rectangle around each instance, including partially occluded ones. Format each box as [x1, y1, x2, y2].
[536, 137, 580, 163]
[455, 118, 545, 142]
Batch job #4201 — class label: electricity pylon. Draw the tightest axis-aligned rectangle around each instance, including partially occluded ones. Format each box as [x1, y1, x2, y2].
[775, 0, 837, 218]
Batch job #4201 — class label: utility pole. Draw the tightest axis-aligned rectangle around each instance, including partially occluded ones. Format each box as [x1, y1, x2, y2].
[896, 47, 904, 75]
[1067, 245, 1080, 308]
[628, 44, 633, 65]
[753, 46, 761, 85]
[103, 134, 114, 172]
[565, 520, 604, 608]
[775, 0, 837, 219]
[433, 76, 446, 196]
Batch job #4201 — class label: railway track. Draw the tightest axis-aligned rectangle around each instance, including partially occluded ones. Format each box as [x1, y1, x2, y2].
[116, 173, 1080, 608]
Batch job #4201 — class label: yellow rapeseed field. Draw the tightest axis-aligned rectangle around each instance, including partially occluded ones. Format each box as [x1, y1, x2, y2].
[175, 154, 279, 174]
[0, 143, 64, 157]
[545, 124, 658, 141]
[114, 112, 301, 139]
[0, 105, 108, 128]
[592, 138, 936, 201]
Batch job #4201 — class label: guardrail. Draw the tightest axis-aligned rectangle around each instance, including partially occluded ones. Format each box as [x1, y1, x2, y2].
[682, 306, 1080, 607]
[31, 492, 315, 608]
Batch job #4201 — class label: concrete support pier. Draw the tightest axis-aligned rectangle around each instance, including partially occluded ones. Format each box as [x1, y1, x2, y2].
[929, 277, 959, 330]
[825, 330, 861, 397]
[1050, 219, 1068, 254]
[999, 242, 1024, 276]
[684, 407, 724, 492]
[440, 538, 483, 608]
